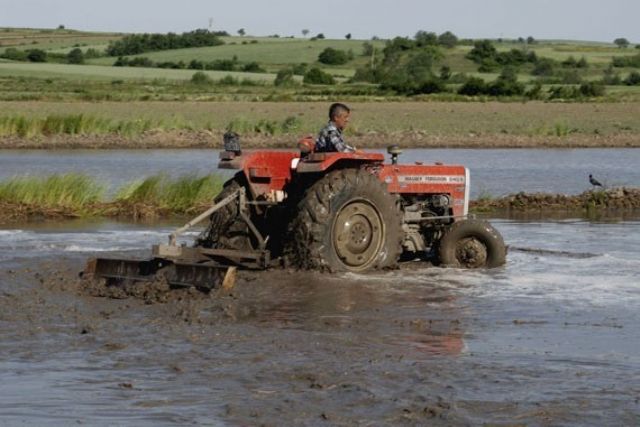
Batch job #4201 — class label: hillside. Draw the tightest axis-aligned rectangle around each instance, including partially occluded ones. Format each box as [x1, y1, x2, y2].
[1, 27, 638, 86]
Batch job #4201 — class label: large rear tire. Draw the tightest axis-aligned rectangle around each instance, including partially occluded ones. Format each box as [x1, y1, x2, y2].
[438, 219, 506, 268]
[288, 168, 403, 272]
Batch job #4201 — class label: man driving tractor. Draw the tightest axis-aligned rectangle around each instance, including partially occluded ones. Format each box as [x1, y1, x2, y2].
[315, 102, 356, 153]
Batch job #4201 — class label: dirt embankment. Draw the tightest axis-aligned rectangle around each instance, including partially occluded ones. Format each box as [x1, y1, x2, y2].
[471, 187, 640, 213]
[1, 130, 640, 150]
[2, 188, 639, 223]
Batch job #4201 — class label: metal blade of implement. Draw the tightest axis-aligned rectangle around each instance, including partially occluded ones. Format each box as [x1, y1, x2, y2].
[84, 258, 228, 290]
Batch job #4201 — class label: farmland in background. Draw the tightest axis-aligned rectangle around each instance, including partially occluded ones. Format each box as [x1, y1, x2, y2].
[1, 27, 640, 148]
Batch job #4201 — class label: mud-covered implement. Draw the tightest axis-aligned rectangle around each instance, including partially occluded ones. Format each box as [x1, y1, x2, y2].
[84, 141, 507, 289]
[84, 187, 269, 290]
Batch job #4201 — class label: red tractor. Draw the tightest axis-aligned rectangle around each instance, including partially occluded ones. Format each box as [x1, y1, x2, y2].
[85, 144, 506, 289]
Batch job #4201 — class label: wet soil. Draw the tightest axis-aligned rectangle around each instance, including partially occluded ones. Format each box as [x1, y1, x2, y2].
[1, 252, 638, 426]
[471, 187, 640, 214]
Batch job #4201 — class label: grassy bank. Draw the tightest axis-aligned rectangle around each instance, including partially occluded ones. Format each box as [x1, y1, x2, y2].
[0, 173, 224, 221]
[1, 174, 638, 223]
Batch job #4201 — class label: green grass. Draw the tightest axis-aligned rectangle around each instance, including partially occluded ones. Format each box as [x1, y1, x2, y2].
[0, 173, 225, 218]
[0, 62, 278, 82]
[87, 38, 385, 67]
[0, 112, 310, 138]
[0, 27, 121, 53]
[2, 101, 640, 139]
[0, 173, 104, 209]
[0, 114, 189, 137]
[116, 174, 224, 212]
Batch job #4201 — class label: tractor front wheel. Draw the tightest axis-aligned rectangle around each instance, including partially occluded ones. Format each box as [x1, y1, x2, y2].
[438, 219, 506, 268]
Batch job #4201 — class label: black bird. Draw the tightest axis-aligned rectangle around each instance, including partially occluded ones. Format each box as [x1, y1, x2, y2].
[589, 174, 603, 187]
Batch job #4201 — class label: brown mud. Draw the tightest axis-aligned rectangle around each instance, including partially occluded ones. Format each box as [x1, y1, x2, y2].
[471, 187, 640, 213]
[2, 251, 639, 425]
[1, 130, 640, 150]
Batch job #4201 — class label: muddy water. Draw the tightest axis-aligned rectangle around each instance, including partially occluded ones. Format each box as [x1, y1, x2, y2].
[1, 218, 639, 425]
[1, 148, 639, 197]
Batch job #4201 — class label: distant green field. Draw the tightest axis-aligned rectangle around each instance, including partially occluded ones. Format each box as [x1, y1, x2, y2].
[0, 62, 280, 82]
[87, 38, 386, 67]
[1, 27, 639, 104]
[0, 27, 121, 53]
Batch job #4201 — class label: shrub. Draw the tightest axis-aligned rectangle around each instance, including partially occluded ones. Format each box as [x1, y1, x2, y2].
[292, 63, 308, 75]
[624, 71, 640, 85]
[113, 56, 127, 67]
[303, 68, 335, 84]
[1, 48, 28, 61]
[27, 49, 47, 62]
[128, 57, 154, 67]
[191, 71, 212, 85]
[414, 79, 446, 94]
[602, 66, 622, 85]
[242, 61, 266, 73]
[532, 58, 556, 76]
[478, 58, 499, 72]
[274, 68, 296, 86]
[207, 58, 237, 71]
[219, 75, 239, 85]
[67, 48, 84, 64]
[458, 77, 487, 96]
[188, 59, 205, 70]
[525, 82, 543, 99]
[548, 82, 605, 99]
[414, 31, 438, 47]
[487, 68, 525, 96]
[318, 47, 350, 65]
[466, 40, 497, 63]
[559, 70, 582, 84]
[439, 65, 452, 81]
[611, 54, 640, 68]
[438, 31, 458, 48]
[579, 82, 605, 97]
[84, 48, 102, 59]
[350, 66, 377, 83]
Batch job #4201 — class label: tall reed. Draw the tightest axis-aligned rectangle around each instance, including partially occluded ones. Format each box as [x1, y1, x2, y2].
[115, 174, 224, 213]
[0, 173, 105, 209]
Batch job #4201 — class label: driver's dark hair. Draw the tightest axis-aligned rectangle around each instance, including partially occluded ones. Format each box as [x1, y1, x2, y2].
[329, 102, 350, 120]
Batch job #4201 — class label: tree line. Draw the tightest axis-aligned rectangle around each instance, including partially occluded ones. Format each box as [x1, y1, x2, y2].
[105, 29, 227, 56]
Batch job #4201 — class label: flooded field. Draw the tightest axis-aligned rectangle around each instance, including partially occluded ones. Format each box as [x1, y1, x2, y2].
[1, 148, 639, 197]
[1, 218, 639, 425]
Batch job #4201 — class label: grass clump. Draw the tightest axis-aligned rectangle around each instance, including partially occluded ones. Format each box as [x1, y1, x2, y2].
[0, 114, 179, 138]
[0, 173, 104, 209]
[0, 173, 225, 220]
[115, 174, 224, 213]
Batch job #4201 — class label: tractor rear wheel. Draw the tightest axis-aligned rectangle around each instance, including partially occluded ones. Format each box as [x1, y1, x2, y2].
[196, 174, 254, 251]
[288, 168, 403, 272]
[437, 219, 506, 268]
